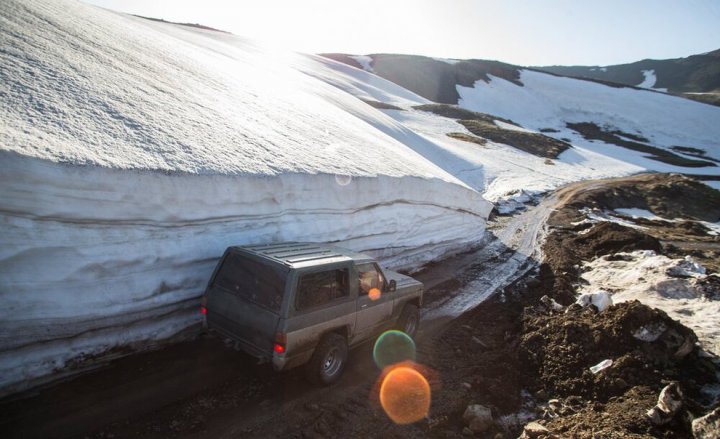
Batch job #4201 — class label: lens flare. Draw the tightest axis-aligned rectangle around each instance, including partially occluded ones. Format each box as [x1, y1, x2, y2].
[368, 287, 381, 301]
[373, 330, 416, 369]
[379, 366, 431, 424]
[334, 174, 352, 186]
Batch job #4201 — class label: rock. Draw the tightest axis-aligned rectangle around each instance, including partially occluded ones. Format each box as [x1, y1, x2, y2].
[575, 290, 612, 312]
[463, 404, 493, 433]
[540, 295, 564, 312]
[633, 322, 667, 342]
[646, 382, 683, 425]
[520, 421, 550, 438]
[674, 337, 694, 359]
[461, 382, 472, 390]
[692, 407, 720, 439]
[657, 382, 683, 414]
[666, 256, 706, 278]
[471, 336, 488, 348]
[306, 403, 320, 411]
[462, 426, 473, 436]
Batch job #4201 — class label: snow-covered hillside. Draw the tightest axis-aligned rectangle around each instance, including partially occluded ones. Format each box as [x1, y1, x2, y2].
[457, 70, 720, 185]
[0, 0, 492, 394]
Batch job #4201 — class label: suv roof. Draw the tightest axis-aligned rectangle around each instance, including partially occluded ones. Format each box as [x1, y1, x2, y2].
[230, 242, 373, 269]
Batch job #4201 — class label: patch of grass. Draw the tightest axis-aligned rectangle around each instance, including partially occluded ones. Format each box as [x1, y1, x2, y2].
[134, 15, 231, 33]
[567, 122, 716, 168]
[460, 120, 571, 159]
[416, 103, 571, 158]
[683, 93, 720, 107]
[360, 99, 403, 110]
[447, 132, 487, 146]
[414, 104, 518, 125]
[671, 145, 719, 163]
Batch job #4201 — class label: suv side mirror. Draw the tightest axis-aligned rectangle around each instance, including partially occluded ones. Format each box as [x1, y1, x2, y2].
[388, 279, 396, 292]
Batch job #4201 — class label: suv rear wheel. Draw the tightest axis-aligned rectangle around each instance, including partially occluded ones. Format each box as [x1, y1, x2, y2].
[305, 333, 348, 385]
[397, 304, 419, 338]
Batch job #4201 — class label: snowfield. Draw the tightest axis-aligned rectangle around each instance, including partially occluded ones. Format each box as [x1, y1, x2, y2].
[456, 70, 720, 177]
[0, 0, 490, 395]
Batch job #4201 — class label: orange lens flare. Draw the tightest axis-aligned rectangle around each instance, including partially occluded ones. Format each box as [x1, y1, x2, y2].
[368, 287, 381, 301]
[379, 366, 431, 425]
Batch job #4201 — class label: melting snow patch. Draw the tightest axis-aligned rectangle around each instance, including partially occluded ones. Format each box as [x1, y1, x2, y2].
[572, 207, 647, 231]
[579, 250, 720, 354]
[614, 208, 670, 221]
[432, 57, 461, 65]
[350, 55, 374, 72]
[494, 190, 542, 215]
[638, 69, 657, 88]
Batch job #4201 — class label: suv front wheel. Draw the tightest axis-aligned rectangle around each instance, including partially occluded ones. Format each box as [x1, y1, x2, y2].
[397, 304, 419, 338]
[305, 333, 348, 385]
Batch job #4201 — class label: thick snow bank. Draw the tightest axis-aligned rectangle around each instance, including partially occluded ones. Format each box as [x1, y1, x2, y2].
[0, 0, 490, 395]
[579, 251, 720, 355]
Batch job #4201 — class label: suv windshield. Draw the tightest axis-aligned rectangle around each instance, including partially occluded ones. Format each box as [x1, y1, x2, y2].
[213, 252, 288, 312]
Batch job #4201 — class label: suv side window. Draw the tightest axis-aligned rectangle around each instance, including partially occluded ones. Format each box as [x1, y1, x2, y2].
[296, 269, 349, 311]
[356, 263, 385, 295]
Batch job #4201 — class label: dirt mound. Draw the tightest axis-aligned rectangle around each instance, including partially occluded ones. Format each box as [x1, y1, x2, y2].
[555, 173, 720, 223]
[519, 301, 717, 437]
[571, 221, 662, 257]
[521, 301, 705, 399]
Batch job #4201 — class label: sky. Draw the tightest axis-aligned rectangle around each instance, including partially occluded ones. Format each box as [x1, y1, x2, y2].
[84, 0, 720, 66]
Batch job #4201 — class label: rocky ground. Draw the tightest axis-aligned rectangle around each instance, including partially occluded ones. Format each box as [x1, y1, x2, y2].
[422, 173, 720, 438]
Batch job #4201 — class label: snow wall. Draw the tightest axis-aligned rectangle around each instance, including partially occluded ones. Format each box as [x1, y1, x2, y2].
[0, 0, 491, 395]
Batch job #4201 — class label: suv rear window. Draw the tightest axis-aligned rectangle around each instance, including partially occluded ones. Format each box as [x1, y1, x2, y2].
[296, 269, 349, 311]
[213, 252, 288, 312]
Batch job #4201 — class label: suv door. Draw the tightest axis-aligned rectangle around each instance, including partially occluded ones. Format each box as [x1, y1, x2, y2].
[354, 262, 393, 340]
[283, 264, 356, 357]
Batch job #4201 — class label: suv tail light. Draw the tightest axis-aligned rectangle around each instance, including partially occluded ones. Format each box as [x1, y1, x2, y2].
[200, 296, 207, 315]
[274, 331, 287, 354]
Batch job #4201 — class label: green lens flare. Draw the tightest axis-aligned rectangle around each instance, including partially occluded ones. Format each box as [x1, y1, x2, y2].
[373, 330, 416, 369]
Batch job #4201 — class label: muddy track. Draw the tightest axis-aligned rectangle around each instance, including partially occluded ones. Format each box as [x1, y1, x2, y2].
[1, 178, 615, 439]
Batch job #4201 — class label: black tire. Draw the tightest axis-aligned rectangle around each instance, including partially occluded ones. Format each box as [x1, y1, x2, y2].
[397, 304, 420, 338]
[305, 333, 348, 385]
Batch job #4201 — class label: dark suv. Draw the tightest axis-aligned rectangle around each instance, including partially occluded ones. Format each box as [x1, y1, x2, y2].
[202, 242, 423, 384]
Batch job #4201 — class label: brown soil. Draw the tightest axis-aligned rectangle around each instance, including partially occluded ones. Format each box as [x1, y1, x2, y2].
[414, 104, 518, 125]
[459, 120, 571, 159]
[545, 173, 720, 276]
[683, 92, 720, 107]
[522, 173, 720, 437]
[566, 122, 716, 168]
[415, 103, 572, 159]
[446, 132, 487, 146]
[361, 99, 404, 110]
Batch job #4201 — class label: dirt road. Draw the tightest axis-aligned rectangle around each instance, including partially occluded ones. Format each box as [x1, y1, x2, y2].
[1, 183, 596, 439]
